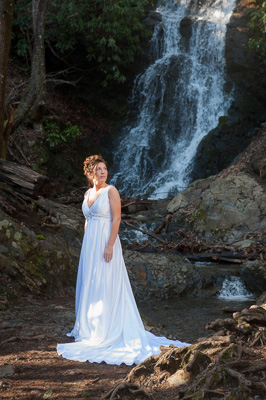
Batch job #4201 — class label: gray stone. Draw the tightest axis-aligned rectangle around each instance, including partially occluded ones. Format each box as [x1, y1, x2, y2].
[124, 250, 239, 300]
[256, 292, 266, 307]
[134, 215, 149, 222]
[232, 240, 256, 249]
[0, 244, 8, 253]
[239, 261, 266, 295]
[167, 173, 266, 242]
[143, 10, 162, 30]
[0, 365, 15, 378]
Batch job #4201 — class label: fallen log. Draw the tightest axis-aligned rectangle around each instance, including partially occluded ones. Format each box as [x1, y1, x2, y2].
[123, 220, 167, 244]
[184, 251, 258, 263]
[0, 158, 49, 199]
[56, 195, 83, 204]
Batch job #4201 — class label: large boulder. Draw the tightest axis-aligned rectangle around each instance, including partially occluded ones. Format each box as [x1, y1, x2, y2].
[0, 199, 84, 303]
[167, 172, 266, 242]
[123, 249, 240, 300]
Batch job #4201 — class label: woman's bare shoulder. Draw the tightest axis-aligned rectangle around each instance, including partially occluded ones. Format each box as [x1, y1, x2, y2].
[84, 188, 90, 198]
[108, 185, 120, 198]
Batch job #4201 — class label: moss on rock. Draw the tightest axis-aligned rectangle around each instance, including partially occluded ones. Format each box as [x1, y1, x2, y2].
[0, 211, 76, 302]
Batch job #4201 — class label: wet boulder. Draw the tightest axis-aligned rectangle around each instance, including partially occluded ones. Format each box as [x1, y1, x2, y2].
[239, 261, 266, 295]
[123, 249, 240, 300]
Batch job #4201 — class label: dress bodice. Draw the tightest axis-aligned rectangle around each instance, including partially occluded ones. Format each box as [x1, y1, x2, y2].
[82, 186, 112, 221]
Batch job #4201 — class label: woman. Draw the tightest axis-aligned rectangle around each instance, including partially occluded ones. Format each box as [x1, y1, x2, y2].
[57, 155, 190, 365]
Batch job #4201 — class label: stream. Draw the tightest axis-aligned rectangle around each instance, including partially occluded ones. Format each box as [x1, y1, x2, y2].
[138, 276, 255, 343]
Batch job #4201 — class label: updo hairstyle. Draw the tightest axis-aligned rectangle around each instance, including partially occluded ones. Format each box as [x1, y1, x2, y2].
[83, 155, 108, 187]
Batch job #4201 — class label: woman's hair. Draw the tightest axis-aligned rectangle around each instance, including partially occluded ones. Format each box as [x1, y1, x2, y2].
[83, 155, 108, 187]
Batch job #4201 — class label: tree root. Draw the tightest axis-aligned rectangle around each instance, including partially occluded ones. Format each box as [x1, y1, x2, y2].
[224, 367, 252, 389]
[250, 330, 266, 346]
[0, 334, 45, 346]
[251, 381, 266, 392]
[105, 302, 266, 399]
[181, 388, 225, 399]
[101, 381, 153, 400]
[244, 362, 266, 373]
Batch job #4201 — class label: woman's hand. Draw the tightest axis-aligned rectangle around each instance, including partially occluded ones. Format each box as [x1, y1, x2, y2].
[104, 244, 113, 263]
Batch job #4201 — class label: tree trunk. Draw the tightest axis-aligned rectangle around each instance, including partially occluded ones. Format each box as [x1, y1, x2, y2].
[0, 0, 14, 159]
[11, 0, 49, 134]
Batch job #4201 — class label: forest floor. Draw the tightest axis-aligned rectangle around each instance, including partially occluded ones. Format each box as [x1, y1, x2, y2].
[0, 294, 133, 400]
[0, 293, 184, 400]
[1, 293, 265, 400]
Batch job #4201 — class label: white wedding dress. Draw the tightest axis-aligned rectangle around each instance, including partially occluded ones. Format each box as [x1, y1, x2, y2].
[57, 186, 190, 365]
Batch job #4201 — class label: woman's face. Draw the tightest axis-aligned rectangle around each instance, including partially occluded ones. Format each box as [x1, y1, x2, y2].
[92, 162, 108, 183]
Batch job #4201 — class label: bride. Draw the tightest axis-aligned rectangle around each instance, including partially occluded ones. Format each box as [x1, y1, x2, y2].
[57, 155, 190, 365]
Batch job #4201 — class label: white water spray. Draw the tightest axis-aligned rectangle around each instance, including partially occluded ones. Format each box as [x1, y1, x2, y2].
[112, 0, 236, 198]
[218, 276, 254, 301]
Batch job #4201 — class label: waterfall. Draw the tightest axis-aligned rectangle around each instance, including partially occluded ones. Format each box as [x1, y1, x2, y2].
[111, 0, 236, 198]
[218, 277, 254, 300]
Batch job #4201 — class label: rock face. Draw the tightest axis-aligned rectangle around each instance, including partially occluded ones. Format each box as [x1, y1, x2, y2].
[36, 197, 84, 262]
[0, 199, 84, 302]
[225, 0, 266, 119]
[190, 0, 266, 182]
[189, 117, 255, 182]
[167, 172, 266, 242]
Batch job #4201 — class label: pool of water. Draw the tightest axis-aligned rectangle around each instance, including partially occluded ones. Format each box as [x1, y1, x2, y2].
[138, 296, 255, 343]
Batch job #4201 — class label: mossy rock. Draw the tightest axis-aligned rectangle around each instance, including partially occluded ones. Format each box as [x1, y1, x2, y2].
[0, 212, 76, 302]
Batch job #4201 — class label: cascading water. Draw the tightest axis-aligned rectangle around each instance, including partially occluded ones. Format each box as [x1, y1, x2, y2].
[217, 276, 254, 300]
[111, 0, 236, 198]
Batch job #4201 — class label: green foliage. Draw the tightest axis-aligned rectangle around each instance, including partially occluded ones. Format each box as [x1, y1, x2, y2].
[36, 235, 45, 240]
[81, 392, 94, 398]
[12, 0, 151, 84]
[45, 121, 82, 149]
[12, 0, 32, 59]
[43, 389, 53, 399]
[247, 0, 266, 57]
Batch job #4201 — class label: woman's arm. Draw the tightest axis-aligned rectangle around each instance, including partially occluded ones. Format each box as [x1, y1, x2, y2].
[84, 189, 89, 231]
[104, 186, 121, 263]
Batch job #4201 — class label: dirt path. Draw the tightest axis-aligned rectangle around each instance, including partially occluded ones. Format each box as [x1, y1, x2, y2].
[0, 294, 134, 400]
